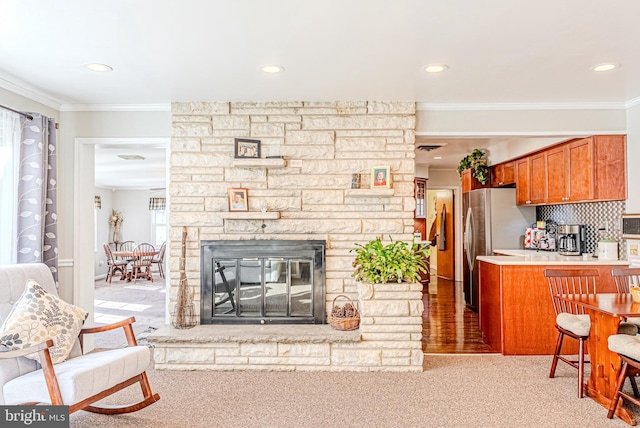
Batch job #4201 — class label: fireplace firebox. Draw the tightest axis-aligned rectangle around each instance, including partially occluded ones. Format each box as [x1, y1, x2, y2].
[200, 240, 326, 324]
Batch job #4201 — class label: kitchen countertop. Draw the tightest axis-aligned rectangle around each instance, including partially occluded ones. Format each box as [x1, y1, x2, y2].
[476, 249, 629, 266]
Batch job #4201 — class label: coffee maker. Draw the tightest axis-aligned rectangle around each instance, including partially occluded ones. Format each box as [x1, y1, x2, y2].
[557, 224, 586, 256]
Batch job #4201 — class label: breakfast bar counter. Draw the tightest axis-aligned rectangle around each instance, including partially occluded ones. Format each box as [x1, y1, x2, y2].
[475, 249, 628, 355]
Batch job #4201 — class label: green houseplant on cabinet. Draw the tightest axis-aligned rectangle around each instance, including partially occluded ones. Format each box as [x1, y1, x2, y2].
[457, 149, 490, 185]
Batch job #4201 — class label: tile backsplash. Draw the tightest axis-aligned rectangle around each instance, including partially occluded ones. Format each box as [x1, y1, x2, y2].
[538, 201, 626, 259]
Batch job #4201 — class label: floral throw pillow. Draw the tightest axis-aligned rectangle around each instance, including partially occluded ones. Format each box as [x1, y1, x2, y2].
[0, 279, 88, 364]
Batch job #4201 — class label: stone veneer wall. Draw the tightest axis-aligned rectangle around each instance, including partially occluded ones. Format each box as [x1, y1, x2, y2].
[166, 101, 423, 371]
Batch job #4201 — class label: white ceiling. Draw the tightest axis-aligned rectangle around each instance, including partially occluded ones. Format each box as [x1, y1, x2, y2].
[2, 0, 639, 188]
[94, 143, 166, 190]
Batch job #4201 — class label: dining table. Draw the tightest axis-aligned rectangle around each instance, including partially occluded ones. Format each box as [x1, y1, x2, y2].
[112, 249, 159, 281]
[560, 293, 640, 425]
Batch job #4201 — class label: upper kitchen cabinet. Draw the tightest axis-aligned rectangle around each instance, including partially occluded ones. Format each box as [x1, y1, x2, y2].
[529, 152, 547, 205]
[593, 135, 627, 201]
[491, 161, 515, 187]
[514, 134, 626, 206]
[515, 157, 531, 205]
[461, 168, 490, 193]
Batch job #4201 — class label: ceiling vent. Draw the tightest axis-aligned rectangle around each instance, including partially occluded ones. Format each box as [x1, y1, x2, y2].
[117, 154, 146, 161]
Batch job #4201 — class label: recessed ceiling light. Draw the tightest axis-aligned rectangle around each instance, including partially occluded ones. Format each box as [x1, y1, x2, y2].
[424, 64, 448, 73]
[260, 64, 285, 73]
[85, 63, 113, 72]
[117, 154, 145, 161]
[433, 156, 443, 160]
[590, 63, 619, 72]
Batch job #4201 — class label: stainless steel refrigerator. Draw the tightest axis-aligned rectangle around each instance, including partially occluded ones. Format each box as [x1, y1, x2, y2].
[463, 188, 536, 310]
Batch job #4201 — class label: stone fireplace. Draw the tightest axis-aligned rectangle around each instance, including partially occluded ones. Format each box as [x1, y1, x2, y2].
[200, 240, 326, 324]
[152, 101, 425, 372]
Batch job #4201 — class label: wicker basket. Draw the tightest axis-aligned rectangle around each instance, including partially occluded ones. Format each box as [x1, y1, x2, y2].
[328, 294, 360, 331]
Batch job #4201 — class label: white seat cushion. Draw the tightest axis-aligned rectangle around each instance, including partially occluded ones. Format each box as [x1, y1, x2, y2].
[626, 316, 640, 327]
[609, 334, 640, 362]
[3, 346, 150, 406]
[556, 313, 590, 337]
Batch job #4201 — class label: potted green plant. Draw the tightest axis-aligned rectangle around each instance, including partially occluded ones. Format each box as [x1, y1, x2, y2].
[457, 149, 490, 185]
[351, 236, 431, 284]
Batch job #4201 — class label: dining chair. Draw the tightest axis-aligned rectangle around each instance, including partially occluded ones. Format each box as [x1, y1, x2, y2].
[103, 243, 128, 283]
[607, 334, 640, 419]
[116, 240, 136, 263]
[612, 268, 640, 328]
[153, 241, 167, 279]
[131, 243, 155, 283]
[545, 268, 637, 398]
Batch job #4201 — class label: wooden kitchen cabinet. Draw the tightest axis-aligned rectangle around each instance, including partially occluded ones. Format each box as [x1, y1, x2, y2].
[514, 134, 626, 206]
[478, 261, 622, 355]
[515, 157, 531, 205]
[567, 137, 595, 201]
[461, 168, 489, 193]
[491, 161, 515, 187]
[414, 177, 426, 219]
[529, 152, 547, 204]
[594, 135, 626, 201]
[545, 145, 567, 203]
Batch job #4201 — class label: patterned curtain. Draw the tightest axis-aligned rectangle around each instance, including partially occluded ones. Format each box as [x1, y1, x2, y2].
[149, 197, 166, 210]
[16, 114, 58, 282]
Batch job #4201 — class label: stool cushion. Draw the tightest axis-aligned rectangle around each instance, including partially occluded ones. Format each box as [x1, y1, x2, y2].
[618, 322, 639, 336]
[556, 313, 590, 337]
[609, 334, 640, 362]
[625, 317, 640, 327]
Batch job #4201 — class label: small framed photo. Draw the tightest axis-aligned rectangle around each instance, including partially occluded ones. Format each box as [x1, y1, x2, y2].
[371, 166, 391, 188]
[234, 138, 261, 159]
[228, 188, 249, 212]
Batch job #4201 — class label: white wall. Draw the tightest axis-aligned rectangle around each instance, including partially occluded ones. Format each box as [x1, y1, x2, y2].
[113, 190, 153, 245]
[626, 104, 640, 213]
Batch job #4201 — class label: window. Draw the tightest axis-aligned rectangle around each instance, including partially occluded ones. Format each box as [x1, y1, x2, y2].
[0, 111, 21, 264]
[151, 209, 167, 247]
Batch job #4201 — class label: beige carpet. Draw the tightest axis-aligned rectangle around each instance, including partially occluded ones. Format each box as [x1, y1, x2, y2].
[69, 354, 633, 428]
[93, 275, 166, 348]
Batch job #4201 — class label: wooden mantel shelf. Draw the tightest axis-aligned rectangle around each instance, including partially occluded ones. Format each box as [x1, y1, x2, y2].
[345, 188, 394, 197]
[232, 158, 286, 168]
[219, 212, 280, 220]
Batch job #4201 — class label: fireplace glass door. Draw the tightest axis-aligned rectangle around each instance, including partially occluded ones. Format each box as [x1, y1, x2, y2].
[201, 240, 325, 324]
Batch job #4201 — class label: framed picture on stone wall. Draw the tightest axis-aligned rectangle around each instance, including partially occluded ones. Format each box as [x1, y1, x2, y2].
[228, 188, 249, 212]
[371, 166, 391, 189]
[234, 138, 261, 159]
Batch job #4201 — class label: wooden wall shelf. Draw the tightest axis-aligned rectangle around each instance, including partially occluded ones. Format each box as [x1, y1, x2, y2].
[219, 212, 281, 220]
[345, 188, 394, 197]
[232, 158, 286, 168]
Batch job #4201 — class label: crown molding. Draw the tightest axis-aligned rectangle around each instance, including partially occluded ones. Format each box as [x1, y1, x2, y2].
[416, 102, 627, 111]
[626, 96, 640, 108]
[415, 130, 627, 137]
[0, 74, 62, 111]
[60, 103, 171, 112]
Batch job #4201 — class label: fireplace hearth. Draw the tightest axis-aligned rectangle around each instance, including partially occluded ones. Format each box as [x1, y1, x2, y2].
[200, 240, 326, 324]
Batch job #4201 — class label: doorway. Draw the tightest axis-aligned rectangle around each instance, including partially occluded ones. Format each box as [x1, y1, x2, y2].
[426, 189, 455, 280]
[74, 137, 169, 350]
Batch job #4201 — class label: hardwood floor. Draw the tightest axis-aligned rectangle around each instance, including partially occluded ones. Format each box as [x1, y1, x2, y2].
[422, 275, 497, 354]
